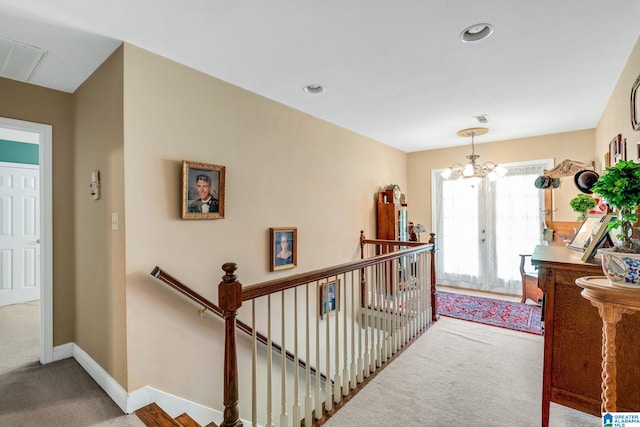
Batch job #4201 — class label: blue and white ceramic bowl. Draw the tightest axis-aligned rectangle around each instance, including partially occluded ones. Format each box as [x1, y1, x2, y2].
[598, 248, 640, 287]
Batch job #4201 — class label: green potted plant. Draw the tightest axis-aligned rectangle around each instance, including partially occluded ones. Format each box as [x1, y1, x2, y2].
[569, 193, 596, 222]
[590, 159, 640, 285]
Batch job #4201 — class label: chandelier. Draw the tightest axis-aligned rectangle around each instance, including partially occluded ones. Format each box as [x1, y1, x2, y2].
[441, 127, 507, 183]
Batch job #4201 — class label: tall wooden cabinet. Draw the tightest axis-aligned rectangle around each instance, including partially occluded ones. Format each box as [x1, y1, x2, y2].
[376, 191, 408, 243]
[532, 245, 640, 427]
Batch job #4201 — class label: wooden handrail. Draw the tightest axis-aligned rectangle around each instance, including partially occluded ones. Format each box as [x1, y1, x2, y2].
[150, 266, 326, 382]
[241, 243, 433, 302]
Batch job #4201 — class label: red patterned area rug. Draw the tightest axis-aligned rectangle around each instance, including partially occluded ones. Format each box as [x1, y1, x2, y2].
[436, 291, 543, 335]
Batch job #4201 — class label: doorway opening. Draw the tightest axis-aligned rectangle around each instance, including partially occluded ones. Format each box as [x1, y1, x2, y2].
[0, 117, 53, 367]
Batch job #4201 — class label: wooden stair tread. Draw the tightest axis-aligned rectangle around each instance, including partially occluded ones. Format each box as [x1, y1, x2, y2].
[135, 403, 182, 427]
[175, 413, 201, 427]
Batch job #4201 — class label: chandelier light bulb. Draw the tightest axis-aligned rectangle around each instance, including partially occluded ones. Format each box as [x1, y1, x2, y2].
[494, 164, 508, 177]
[463, 163, 475, 177]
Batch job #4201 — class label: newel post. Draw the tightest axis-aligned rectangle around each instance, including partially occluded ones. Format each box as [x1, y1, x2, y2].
[218, 263, 243, 427]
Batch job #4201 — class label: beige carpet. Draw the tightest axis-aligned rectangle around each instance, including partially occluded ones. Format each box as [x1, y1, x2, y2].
[0, 359, 144, 426]
[0, 300, 40, 375]
[0, 301, 144, 426]
[324, 316, 601, 427]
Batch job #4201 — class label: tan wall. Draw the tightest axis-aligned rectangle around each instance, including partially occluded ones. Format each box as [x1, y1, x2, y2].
[407, 129, 595, 230]
[0, 77, 75, 345]
[596, 35, 640, 167]
[73, 46, 127, 387]
[121, 44, 406, 400]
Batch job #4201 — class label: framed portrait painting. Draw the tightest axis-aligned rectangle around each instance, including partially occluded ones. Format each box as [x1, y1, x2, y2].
[270, 227, 297, 271]
[319, 279, 340, 319]
[181, 160, 225, 220]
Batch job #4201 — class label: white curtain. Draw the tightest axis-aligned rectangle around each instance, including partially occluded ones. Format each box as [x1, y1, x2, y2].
[433, 159, 552, 295]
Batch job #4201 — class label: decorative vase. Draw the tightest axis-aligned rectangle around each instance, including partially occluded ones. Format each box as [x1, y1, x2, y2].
[598, 248, 640, 287]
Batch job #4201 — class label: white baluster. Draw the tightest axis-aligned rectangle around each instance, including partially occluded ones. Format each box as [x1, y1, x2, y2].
[292, 287, 300, 427]
[333, 276, 342, 403]
[375, 261, 380, 370]
[266, 295, 274, 427]
[394, 256, 398, 351]
[362, 265, 369, 380]
[315, 282, 323, 419]
[252, 301, 257, 427]
[342, 271, 356, 396]
[325, 282, 333, 411]
[305, 283, 313, 426]
[351, 271, 362, 390]
[280, 292, 288, 427]
[382, 264, 389, 364]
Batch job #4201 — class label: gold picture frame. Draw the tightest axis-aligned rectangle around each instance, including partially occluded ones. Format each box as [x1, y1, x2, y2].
[181, 160, 226, 220]
[319, 278, 340, 319]
[270, 227, 297, 271]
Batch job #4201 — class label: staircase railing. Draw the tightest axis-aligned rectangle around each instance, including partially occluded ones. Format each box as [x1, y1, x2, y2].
[218, 234, 436, 427]
[151, 233, 436, 427]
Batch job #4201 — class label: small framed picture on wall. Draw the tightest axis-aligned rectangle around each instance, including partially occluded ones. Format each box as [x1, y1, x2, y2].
[181, 160, 226, 220]
[270, 227, 297, 271]
[319, 279, 340, 318]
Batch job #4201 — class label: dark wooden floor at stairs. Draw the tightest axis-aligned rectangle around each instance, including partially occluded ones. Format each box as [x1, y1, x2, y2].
[135, 402, 217, 427]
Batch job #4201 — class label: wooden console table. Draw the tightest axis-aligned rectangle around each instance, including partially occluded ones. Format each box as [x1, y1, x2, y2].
[575, 276, 640, 414]
[531, 245, 640, 427]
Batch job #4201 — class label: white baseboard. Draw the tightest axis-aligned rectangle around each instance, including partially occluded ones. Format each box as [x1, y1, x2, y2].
[52, 342, 73, 361]
[51, 342, 223, 426]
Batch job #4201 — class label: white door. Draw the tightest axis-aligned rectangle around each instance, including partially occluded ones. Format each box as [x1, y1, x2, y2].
[433, 160, 552, 295]
[0, 164, 40, 306]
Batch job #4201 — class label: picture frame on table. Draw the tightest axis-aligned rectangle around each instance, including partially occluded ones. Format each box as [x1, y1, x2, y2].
[319, 279, 340, 319]
[270, 227, 297, 271]
[581, 214, 615, 262]
[567, 213, 611, 252]
[181, 160, 225, 220]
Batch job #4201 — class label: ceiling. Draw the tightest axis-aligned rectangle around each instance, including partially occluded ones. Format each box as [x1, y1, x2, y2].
[1, 1, 639, 153]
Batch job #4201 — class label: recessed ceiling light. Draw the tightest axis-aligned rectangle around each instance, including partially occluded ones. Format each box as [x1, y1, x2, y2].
[303, 84, 324, 94]
[460, 23, 494, 43]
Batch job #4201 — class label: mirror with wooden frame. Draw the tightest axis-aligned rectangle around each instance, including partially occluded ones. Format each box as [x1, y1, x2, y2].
[542, 159, 595, 245]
